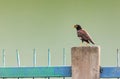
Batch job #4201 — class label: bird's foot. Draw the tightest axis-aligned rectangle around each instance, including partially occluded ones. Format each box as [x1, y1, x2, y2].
[85, 43, 88, 46]
[80, 43, 82, 46]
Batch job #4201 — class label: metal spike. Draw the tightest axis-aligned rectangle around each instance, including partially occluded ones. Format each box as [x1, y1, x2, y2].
[117, 48, 119, 79]
[16, 49, 20, 79]
[33, 48, 36, 67]
[48, 49, 51, 79]
[2, 49, 5, 67]
[48, 49, 51, 66]
[33, 48, 36, 79]
[63, 48, 66, 79]
[16, 49, 20, 67]
[63, 48, 66, 65]
[2, 49, 5, 79]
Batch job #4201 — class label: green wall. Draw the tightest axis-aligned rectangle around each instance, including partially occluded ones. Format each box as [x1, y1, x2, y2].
[0, 0, 120, 68]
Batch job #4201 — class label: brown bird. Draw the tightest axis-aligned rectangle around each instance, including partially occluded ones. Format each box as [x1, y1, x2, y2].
[74, 24, 95, 45]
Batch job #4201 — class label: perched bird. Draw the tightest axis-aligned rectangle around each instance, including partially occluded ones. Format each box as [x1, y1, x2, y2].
[74, 24, 95, 45]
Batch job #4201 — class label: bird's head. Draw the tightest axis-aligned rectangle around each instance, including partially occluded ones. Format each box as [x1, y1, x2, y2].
[73, 24, 82, 30]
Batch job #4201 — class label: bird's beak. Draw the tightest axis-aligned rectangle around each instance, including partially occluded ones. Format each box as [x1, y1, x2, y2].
[73, 25, 76, 28]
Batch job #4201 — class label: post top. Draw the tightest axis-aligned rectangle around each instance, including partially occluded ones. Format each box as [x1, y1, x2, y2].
[72, 46, 100, 49]
[71, 46, 100, 53]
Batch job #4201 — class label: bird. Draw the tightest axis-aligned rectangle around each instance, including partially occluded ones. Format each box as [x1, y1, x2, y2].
[74, 24, 95, 45]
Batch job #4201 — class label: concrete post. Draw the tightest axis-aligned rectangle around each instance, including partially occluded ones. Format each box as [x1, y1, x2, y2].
[71, 46, 100, 79]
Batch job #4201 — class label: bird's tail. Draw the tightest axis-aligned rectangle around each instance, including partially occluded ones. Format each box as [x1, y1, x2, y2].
[90, 40, 95, 44]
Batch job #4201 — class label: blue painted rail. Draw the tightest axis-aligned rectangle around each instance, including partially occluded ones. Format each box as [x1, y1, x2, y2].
[0, 66, 71, 78]
[0, 66, 120, 78]
[100, 67, 120, 78]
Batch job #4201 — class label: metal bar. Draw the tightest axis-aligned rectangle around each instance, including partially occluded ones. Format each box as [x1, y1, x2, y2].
[33, 48, 36, 79]
[0, 66, 71, 78]
[16, 49, 20, 79]
[0, 67, 120, 78]
[48, 49, 51, 66]
[33, 48, 36, 67]
[117, 48, 120, 79]
[63, 48, 66, 66]
[63, 48, 66, 79]
[48, 49, 51, 79]
[117, 49, 119, 67]
[2, 49, 5, 67]
[100, 67, 120, 78]
[16, 50, 20, 67]
[2, 49, 5, 79]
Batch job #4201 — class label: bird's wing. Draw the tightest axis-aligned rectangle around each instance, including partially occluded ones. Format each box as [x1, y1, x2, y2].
[77, 29, 95, 44]
[77, 29, 92, 40]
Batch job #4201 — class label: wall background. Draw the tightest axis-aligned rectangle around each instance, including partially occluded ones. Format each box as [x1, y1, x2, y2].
[0, 0, 120, 71]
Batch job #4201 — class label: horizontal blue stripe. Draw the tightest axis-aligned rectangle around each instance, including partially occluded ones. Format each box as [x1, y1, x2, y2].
[0, 66, 71, 78]
[100, 67, 120, 78]
[0, 66, 119, 78]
